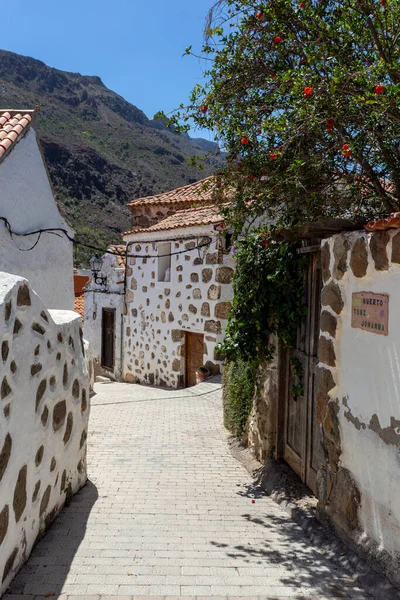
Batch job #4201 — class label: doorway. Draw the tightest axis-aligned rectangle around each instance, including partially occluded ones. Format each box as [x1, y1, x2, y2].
[101, 308, 115, 370]
[185, 332, 204, 387]
[280, 252, 325, 495]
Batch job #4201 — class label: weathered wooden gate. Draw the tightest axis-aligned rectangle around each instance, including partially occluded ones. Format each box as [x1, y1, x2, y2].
[280, 251, 325, 494]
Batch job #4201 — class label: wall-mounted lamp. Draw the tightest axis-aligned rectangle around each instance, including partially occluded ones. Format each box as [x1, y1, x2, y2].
[89, 255, 107, 286]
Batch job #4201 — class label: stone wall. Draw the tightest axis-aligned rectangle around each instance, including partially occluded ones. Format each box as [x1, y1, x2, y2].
[243, 349, 279, 462]
[131, 204, 195, 230]
[123, 229, 234, 387]
[0, 273, 89, 594]
[317, 230, 400, 586]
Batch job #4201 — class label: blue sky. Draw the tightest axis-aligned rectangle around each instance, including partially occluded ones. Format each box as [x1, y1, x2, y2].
[1, 0, 214, 128]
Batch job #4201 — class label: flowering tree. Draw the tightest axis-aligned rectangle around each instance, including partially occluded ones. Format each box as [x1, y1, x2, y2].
[158, 0, 400, 232]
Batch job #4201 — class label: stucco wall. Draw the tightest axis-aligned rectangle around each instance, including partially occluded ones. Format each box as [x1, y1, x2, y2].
[0, 272, 89, 593]
[0, 128, 74, 310]
[123, 228, 234, 388]
[317, 229, 400, 582]
[83, 253, 125, 381]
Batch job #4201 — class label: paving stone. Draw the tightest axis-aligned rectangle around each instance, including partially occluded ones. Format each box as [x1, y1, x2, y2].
[6, 379, 376, 599]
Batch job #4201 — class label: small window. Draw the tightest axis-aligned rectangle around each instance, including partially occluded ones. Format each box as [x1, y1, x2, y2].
[158, 243, 171, 282]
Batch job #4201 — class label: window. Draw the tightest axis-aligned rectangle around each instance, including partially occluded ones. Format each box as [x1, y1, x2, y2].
[158, 243, 171, 282]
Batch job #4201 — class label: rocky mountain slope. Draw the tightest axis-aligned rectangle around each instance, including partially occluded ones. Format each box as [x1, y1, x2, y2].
[0, 50, 221, 263]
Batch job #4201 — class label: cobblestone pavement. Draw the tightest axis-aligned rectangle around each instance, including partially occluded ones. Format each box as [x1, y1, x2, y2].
[7, 378, 373, 599]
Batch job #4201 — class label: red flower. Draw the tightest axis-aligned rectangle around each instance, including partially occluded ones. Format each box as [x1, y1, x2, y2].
[251, 499, 256, 504]
[236, 161, 243, 168]
[298, 2, 305, 7]
[380, 0, 386, 5]
[271, 73, 276, 79]
[269, 153, 278, 160]
[274, 36, 282, 45]
[248, 174, 256, 180]
[326, 118, 335, 128]
[220, 224, 225, 230]
[263, 241, 269, 247]
[303, 87, 313, 97]
[344, 151, 352, 157]
[375, 84, 385, 94]
[326, 128, 332, 133]
[354, 208, 359, 214]
[241, 137, 249, 145]
[256, 11, 263, 19]
[342, 143, 349, 151]
[200, 105, 208, 113]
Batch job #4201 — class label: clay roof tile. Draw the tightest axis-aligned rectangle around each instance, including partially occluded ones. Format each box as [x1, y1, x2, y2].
[128, 176, 226, 209]
[123, 204, 224, 236]
[0, 109, 35, 164]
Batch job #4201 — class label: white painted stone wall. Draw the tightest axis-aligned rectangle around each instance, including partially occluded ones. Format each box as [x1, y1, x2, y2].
[84, 252, 125, 381]
[123, 226, 234, 387]
[0, 128, 74, 310]
[0, 273, 89, 594]
[320, 230, 400, 564]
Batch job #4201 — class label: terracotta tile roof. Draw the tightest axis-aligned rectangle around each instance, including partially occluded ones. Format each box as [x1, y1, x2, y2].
[366, 212, 400, 231]
[128, 176, 224, 208]
[123, 204, 224, 235]
[109, 245, 126, 268]
[74, 274, 89, 294]
[0, 110, 37, 162]
[74, 293, 85, 322]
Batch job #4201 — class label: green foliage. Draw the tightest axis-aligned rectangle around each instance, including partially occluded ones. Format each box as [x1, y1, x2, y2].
[163, 0, 400, 228]
[0, 50, 223, 255]
[220, 234, 308, 362]
[223, 357, 258, 435]
[73, 226, 109, 268]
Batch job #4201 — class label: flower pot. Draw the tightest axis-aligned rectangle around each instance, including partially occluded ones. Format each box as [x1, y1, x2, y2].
[196, 367, 210, 384]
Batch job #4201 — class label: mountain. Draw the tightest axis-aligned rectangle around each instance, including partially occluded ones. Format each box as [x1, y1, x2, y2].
[0, 50, 221, 264]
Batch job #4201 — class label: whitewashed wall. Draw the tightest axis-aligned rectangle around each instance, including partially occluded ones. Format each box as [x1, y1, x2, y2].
[0, 128, 74, 310]
[123, 226, 234, 387]
[320, 229, 400, 569]
[83, 253, 125, 381]
[0, 272, 89, 594]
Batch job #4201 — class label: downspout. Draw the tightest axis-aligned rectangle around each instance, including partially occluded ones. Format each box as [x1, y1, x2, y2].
[120, 241, 134, 381]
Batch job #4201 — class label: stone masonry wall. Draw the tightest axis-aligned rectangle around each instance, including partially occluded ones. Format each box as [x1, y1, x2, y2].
[123, 230, 234, 387]
[317, 230, 400, 587]
[0, 273, 89, 594]
[131, 204, 197, 230]
[243, 349, 279, 463]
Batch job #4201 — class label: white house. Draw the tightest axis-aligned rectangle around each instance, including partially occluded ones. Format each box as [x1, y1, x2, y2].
[84, 246, 126, 382]
[84, 178, 234, 388]
[0, 111, 89, 593]
[0, 109, 74, 310]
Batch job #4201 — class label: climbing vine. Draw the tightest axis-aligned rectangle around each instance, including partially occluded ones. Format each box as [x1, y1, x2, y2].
[223, 358, 258, 436]
[221, 234, 308, 435]
[220, 234, 308, 362]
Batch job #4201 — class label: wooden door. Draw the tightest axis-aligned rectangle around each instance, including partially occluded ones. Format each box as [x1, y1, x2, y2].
[185, 332, 204, 387]
[282, 253, 325, 494]
[101, 308, 115, 370]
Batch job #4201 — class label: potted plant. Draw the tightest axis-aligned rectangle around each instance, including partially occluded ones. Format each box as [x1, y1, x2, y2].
[196, 366, 210, 383]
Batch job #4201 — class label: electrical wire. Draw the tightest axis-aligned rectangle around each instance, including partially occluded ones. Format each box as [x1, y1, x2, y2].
[0, 216, 217, 259]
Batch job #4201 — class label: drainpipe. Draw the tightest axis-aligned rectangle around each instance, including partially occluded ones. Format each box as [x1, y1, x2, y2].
[120, 241, 134, 381]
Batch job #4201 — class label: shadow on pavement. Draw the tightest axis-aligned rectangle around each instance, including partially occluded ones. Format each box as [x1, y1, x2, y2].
[7, 480, 98, 596]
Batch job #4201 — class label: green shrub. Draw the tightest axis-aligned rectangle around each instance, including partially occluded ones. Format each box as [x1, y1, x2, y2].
[223, 358, 258, 437]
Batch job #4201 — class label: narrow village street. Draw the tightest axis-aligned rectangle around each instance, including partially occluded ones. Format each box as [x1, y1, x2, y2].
[6, 379, 375, 599]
